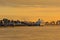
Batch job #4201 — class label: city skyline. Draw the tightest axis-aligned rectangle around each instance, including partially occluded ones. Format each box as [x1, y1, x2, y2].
[0, 18, 60, 26]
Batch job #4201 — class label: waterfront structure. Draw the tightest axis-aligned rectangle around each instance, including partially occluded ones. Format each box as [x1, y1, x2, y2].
[0, 18, 41, 26]
[1, 18, 60, 26]
[56, 20, 60, 25]
[45, 22, 49, 25]
[35, 19, 41, 26]
[50, 21, 55, 25]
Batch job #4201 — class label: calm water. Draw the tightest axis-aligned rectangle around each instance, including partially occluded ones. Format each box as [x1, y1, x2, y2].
[0, 26, 60, 40]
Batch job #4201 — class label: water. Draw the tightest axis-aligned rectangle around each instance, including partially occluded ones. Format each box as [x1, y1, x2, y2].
[0, 26, 60, 40]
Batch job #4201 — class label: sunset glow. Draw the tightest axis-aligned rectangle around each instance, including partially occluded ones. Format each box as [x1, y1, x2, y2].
[0, 0, 60, 22]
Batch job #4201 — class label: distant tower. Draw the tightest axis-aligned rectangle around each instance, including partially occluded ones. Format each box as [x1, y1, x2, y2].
[35, 19, 41, 26]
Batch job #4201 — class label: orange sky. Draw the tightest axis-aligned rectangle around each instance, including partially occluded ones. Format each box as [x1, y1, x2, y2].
[0, 0, 60, 22]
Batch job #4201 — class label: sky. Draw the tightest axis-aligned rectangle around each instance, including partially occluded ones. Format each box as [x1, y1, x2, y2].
[0, 0, 60, 22]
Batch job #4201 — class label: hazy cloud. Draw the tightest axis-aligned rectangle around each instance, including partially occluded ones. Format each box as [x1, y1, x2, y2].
[0, 0, 60, 7]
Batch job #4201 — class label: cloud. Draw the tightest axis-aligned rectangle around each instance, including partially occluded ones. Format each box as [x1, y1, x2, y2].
[0, 0, 60, 7]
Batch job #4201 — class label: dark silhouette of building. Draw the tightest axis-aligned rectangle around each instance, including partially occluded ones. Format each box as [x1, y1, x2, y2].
[2, 18, 10, 26]
[56, 20, 60, 25]
[0, 18, 41, 26]
[35, 19, 41, 26]
[0, 20, 3, 26]
[50, 21, 55, 25]
[45, 22, 49, 25]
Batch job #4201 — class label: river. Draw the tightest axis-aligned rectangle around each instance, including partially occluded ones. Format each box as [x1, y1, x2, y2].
[0, 26, 60, 40]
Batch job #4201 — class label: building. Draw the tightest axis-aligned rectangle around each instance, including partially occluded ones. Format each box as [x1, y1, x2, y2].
[35, 19, 41, 26]
[56, 20, 60, 25]
[50, 21, 55, 25]
[45, 22, 50, 25]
